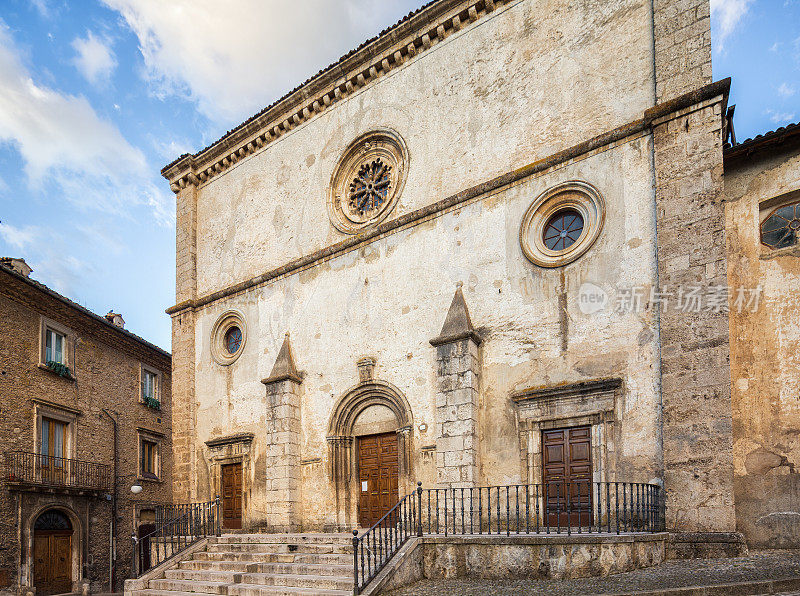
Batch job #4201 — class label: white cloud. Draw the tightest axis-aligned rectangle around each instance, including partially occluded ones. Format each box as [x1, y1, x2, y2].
[0, 21, 172, 225]
[71, 31, 117, 85]
[778, 83, 796, 98]
[103, 0, 420, 124]
[0, 222, 38, 251]
[766, 109, 797, 125]
[29, 0, 50, 18]
[711, 0, 754, 52]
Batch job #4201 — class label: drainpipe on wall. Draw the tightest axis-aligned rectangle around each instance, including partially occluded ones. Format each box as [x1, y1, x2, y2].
[101, 409, 118, 591]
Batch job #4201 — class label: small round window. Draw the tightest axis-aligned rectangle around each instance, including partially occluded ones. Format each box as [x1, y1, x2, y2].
[211, 311, 246, 366]
[225, 326, 242, 355]
[520, 181, 605, 268]
[543, 209, 585, 251]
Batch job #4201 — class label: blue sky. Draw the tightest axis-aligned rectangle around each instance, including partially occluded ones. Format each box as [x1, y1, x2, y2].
[0, 0, 797, 351]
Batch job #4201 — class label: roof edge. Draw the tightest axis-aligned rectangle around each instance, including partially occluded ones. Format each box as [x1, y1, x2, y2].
[161, 0, 506, 191]
[0, 264, 171, 359]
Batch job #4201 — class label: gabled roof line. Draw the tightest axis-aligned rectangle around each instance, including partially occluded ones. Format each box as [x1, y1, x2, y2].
[162, 0, 506, 192]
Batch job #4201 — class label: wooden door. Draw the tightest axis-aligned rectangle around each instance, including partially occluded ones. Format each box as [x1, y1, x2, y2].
[221, 463, 242, 529]
[358, 432, 399, 528]
[33, 532, 72, 595]
[542, 426, 592, 527]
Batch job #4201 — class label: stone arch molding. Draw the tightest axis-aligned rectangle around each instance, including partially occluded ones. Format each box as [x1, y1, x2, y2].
[327, 379, 413, 438]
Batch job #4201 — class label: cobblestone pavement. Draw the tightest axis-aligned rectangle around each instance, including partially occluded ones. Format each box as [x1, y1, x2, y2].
[383, 551, 800, 595]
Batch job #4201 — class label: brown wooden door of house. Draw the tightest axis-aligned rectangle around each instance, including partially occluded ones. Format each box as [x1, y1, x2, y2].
[221, 463, 242, 529]
[33, 531, 72, 595]
[358, 432, 399, 528]
[542, 426, 592, 527]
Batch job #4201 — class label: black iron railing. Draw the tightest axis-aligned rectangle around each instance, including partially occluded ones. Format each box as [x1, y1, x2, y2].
[4, 451, 112, 491]
[353, 490, 418, 594]
[353, 481, 664, 594]
[132, 497, 220, 577]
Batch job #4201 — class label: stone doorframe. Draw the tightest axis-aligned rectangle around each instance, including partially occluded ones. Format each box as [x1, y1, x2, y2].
[22, 503, 84, 594]
[326, 358, 413, 530]
[204, 433, 253, 528]
[512, 378, 622, 487]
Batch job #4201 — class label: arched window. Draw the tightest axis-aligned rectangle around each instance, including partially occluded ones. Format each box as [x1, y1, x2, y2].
[761, 202, 800, 249]
[34, 510, 72, 531]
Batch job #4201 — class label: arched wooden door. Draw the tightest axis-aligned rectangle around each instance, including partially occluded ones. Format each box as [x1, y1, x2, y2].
[33, 510, 73, 595]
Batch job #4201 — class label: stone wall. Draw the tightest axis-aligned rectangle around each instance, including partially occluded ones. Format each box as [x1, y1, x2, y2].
[183, 131, 662, 530]
[186, 0, 656, 298]
[0, 268, 172, 594]
[724, 140, 800, 547]
[171, 184, 198, 503]
[651, 93, 735, 533]
[653, 0, 712, 102]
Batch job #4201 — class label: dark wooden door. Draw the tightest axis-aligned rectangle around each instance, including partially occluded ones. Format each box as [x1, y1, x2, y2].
[138, 523, 156, 573]
[542, 426, 592, 527]
[358, 432, 399, 528]
[221, 463, 242, 529]
[33, 531, 72, 595]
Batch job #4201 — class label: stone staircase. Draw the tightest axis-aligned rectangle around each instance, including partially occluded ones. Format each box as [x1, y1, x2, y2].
[136, 534, 355, 596]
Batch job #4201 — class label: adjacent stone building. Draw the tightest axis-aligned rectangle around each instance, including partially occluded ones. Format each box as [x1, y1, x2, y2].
[0, 259, 172, 594]
[159, 0, 798, 553]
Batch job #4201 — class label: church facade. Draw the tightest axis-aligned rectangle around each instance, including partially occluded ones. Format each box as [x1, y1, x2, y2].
[162, 0, 799, 550]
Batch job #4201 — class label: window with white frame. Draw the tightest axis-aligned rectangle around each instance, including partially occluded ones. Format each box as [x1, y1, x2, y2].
[45, 327, 66, 365]
[140, 366, 160, 409]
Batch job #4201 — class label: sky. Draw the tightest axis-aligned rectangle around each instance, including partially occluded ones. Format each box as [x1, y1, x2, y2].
[0, 0, 797, 352]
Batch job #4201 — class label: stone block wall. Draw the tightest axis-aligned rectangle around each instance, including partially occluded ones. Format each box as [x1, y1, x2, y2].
[434, 339, 480, 487]
[171, 184, 198, 503]
[653, 0, 712, 102]
[262, 379, 302, 531]
[652, 93, 735, 533]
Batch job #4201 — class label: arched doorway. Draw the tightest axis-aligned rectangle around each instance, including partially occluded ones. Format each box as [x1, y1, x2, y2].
[33, 510, 73, 595]
[327, 364, 413, 529]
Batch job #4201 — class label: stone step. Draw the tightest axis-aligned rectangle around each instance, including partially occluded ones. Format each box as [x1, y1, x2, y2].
[205, 543, 351, 555]
[148, 579, 228, 594]
[182, 553, 351, 569]
[167, 563, 351, 582]
[211, 534, 351, 545]
[236, 573, 353, 590]
[164, 569, 240, 583]
[227, 585, 351, 596]
[140, 589, 350, 596]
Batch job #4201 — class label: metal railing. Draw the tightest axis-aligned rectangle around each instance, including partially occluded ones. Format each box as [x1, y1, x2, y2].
[4, 451, 112, 491]
[132, 497, 220, 577]
[353, 481, 664, 594]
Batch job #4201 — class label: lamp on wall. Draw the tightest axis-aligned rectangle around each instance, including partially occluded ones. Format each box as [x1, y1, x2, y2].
[130, 480, 143, 494]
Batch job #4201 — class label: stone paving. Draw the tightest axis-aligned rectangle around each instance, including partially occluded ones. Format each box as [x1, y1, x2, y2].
[383, 551, 800, 595]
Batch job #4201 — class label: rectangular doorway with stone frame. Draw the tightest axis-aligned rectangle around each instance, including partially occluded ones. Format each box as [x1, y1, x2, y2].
[358, 431, 400, 528]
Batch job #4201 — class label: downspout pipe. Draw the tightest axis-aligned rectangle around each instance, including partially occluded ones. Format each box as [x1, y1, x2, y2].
[101, 409, 118, 591]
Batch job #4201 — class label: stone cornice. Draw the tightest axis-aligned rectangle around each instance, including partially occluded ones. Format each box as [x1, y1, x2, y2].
[511, 378, 623, 403]
[161, 0, 510, 193]
[166, 78, 731, 316]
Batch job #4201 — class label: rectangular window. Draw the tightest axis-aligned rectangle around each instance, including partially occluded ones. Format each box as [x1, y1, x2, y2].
[45, 329, 65, 364]
[141, 370, 157, 401]
[40, 417, 66, 460]
[140, 439, 158, 478]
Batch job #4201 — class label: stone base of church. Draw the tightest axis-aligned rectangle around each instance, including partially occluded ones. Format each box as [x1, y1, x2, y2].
[665, 533, 748, 560]
[371, 533, 668, 594]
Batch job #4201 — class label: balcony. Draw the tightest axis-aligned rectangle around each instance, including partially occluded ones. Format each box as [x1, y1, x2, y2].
[4, 451, 112, 493]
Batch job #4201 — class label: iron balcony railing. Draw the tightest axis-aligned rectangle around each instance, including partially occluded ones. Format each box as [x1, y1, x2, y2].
[4, 451, 112, 491]
[353, 481, 665, 594]
[132, 497, 221, 577]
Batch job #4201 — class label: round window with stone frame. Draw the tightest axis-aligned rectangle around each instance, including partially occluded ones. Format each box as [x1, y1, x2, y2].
[519, 181, 605, 268]
[327, 129, 409, 234]
[211, 311, 247, 366]
[761, 201, 800, 250]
